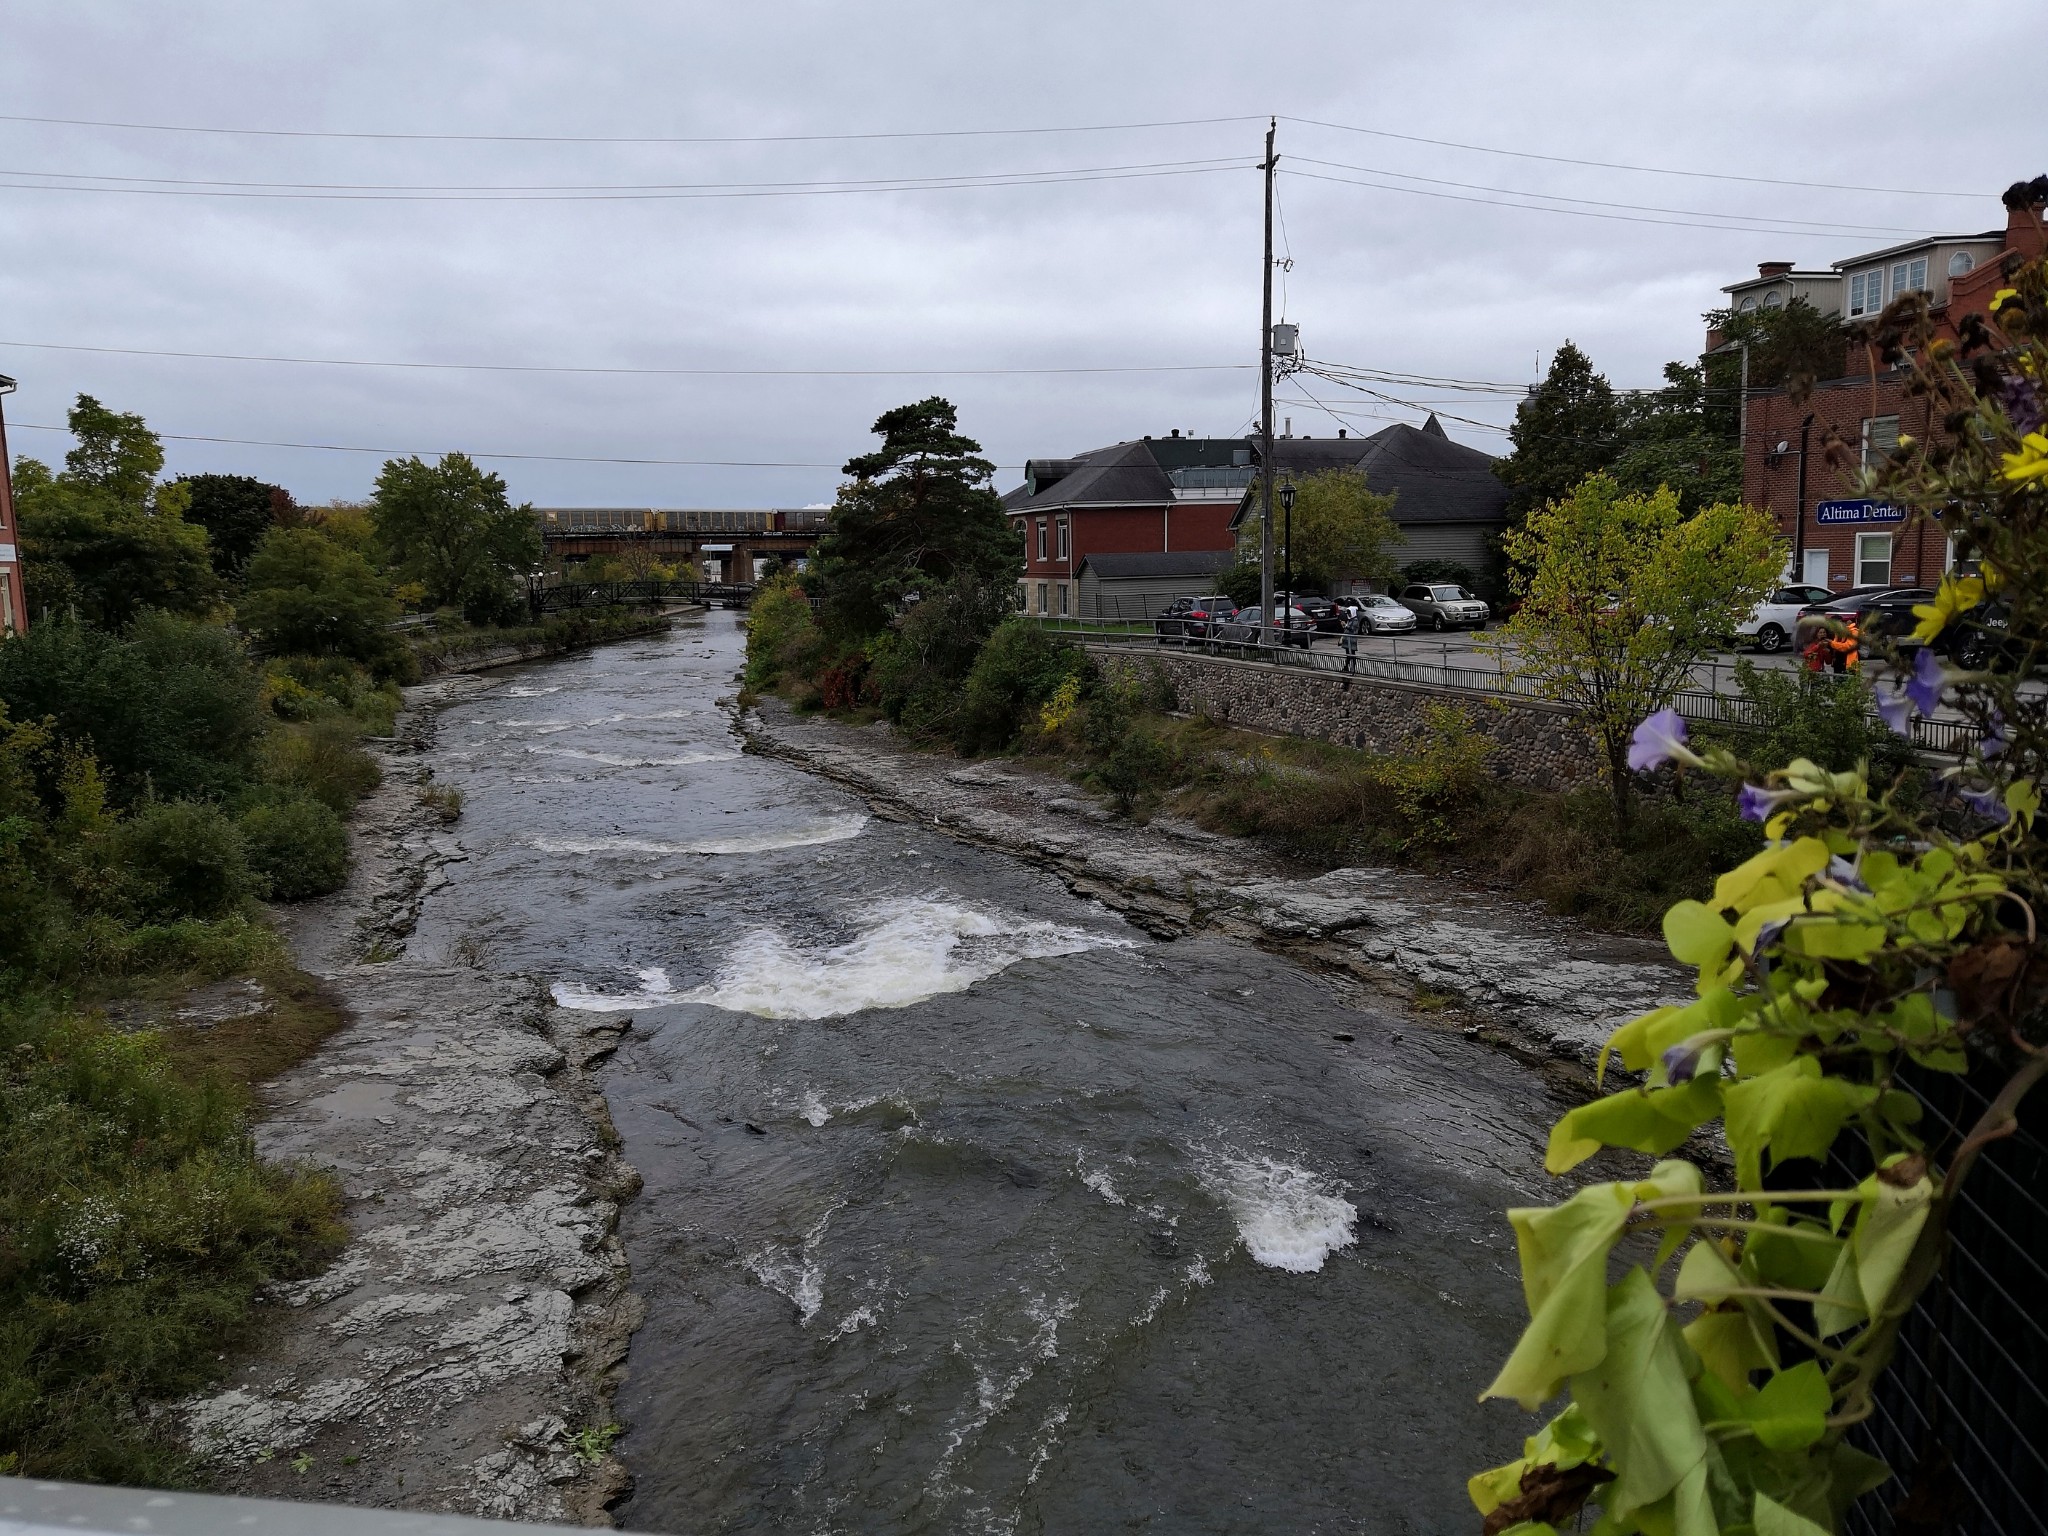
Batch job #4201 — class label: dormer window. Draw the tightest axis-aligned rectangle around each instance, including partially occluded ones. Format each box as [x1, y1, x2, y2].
[1849, 270, 1882, 317]
[1762, 289, 1783, 309]
[1890, 257, 1928, 300]
[1738, 295, 1758, 313]
[1948, 250, 1976, 278]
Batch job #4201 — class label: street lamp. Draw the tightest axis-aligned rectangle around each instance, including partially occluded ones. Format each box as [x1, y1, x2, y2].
[1279, 476, 1297, 640]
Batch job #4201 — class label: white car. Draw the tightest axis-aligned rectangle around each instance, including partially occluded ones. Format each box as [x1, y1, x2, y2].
[1337, 593, 1419, 634]
[1737, 584, 1835, 653]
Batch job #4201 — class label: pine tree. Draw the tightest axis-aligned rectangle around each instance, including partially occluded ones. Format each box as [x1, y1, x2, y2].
[1496, 342, 1622, 522]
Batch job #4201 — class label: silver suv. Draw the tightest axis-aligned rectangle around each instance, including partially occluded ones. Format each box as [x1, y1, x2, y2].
[1398, 582, 1490, 632]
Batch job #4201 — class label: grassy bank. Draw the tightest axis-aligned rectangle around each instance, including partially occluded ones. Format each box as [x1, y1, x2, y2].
[746, 579, 1914, 935]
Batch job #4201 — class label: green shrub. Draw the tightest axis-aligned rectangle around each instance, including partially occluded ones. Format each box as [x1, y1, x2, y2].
[237, 528, 405, 674]
[1718, 659, 1917, 780]
[952, 620, 1087, 754]
[742, 575, 824, 691]
[0, 613, 265, 807]
[264, 655, 404, 732]
[239, 792, 349, 901]
[260, 717, 381, 814]
[0, 999, 343, 1483]
[111, 802, 252, 921]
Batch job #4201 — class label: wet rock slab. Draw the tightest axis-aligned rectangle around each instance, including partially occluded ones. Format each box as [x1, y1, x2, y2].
[744, 700, 1685, 1066]
[183, 681, 642, 1525]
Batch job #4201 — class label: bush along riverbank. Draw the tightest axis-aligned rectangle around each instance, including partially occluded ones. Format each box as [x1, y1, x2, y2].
[745, 576, 1918, 935]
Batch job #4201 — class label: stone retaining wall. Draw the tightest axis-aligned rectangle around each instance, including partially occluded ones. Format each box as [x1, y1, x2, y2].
[1091, 644, 1602, 790]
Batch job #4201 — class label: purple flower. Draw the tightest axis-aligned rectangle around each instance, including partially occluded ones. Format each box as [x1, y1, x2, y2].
[1959, 786, 2011, 826]
[1737, 783, 1784, 822]
[1627, 708, 1698, 773]
[1875, 689, 1914, 739]
[2003, 375, 2045, 436]
[1906, 645, 1945, 716]
[1661, 1041, 1705, 1084]
[1982, 711, 2007, 760]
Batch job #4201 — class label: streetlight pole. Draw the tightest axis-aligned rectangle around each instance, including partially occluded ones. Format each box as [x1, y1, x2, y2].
[1258, 117, 1277, 651]
[1280, 476, 1296, 633]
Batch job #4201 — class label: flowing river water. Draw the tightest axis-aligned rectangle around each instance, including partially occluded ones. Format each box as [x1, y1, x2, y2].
[406, 613, 1572, 1535]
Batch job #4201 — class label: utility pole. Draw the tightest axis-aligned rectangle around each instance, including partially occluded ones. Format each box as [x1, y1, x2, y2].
[1258, 117, 1277, 650]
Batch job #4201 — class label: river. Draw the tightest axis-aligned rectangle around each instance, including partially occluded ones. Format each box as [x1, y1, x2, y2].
[405, 613, 1569, 1535]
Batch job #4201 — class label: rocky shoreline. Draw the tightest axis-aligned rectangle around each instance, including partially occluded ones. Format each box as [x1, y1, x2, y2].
[178, 672, 644, 1525]
[740, 698, 1687, 1077]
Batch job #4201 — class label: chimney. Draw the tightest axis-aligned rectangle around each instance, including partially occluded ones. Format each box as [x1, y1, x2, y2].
[1758, 261, 1794, 277]
[1170, 428, 1180, 438]
[2003, 175, 2048, 257]
[1337, 428, 1347, 438]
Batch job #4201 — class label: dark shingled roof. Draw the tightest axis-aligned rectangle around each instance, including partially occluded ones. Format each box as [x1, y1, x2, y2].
[1004, 437, 1249, 513]
[1079, 549, 1234, 580]
[1230, 415, 1508, 529]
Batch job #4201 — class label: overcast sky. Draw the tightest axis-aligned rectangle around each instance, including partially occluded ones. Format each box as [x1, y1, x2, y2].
[0, 1, 2038, 509]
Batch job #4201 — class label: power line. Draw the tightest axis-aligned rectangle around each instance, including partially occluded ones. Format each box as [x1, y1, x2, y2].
[0, 159, 1251, 203]
[1288, 155, 1938, 238]
[1281, 114, 1987, 199]
[5, 419, 876, 468]
[0, 338, 1254, 378]
[1281, 166, 1947, 242]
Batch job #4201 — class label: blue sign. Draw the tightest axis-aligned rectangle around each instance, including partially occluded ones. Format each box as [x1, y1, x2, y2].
[1815, 499, 1907, 525]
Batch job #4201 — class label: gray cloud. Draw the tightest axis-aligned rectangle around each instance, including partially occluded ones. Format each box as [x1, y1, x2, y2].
[0, 0, 2030, 506]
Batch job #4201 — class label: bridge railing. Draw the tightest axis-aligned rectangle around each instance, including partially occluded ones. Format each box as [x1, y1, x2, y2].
[530, 579, 755, 613]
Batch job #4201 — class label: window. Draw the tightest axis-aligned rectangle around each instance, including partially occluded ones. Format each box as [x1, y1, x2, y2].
[1862, 414, 1899, 468]
[1856, 533, 1892, 588]
[1802, 548, 1830, 587]
[1035, 519, 1047, 561]
[1036, 582, 1048, 614]
[1057, 584, 1069, 617]
[1055, 517, 1069, 560]
[1738, 295, 1757, 313]
[0, 574, 12, 636]
[1948, 250, 1976, 278]
[1762, 289, 1783, 309]
[1889, 257, 1928, 301]
[1849, 270, 1881, 316]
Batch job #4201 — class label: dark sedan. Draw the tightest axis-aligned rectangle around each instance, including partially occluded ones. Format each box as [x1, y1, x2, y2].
[1793, 587, 1934, 651]
[1153, 595, 1239, 642]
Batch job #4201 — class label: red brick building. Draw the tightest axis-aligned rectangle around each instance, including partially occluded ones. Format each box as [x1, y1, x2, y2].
[1732, 191, 2044, 591]
[0, 374, 24, 636]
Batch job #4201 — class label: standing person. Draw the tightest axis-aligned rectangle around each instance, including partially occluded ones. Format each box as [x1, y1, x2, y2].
[1341, 601, 1361, 673]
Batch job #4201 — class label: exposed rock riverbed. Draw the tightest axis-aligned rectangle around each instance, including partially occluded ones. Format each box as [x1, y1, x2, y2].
[180, 673, 643, 1525]
[741, 698, 1687, 1075]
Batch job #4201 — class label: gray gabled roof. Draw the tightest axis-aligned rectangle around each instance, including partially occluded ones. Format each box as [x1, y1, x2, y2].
[1003, 436, 1252, 513]
[1229, 416, 1507, 530]
[1079, 549, 1233, 581]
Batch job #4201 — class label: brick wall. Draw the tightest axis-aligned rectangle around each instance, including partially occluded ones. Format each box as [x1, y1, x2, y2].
[1090, 646, 1602, 790]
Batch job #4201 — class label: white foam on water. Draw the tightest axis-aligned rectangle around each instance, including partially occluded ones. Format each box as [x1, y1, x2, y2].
[798, 1090, 832, 1127]
[743, 1207, 838, 1326]
[550, 966, 678, 1012]
[531, 815, 867, 863]
[832, 1303, 878, 1338]
[1075, 1153, 1124, 1205]
[686, 898, 1132, 1020]
[526, 745, 738, 768]
[501, 683, 563, 697]
[1201, 1155, 1357, 1274]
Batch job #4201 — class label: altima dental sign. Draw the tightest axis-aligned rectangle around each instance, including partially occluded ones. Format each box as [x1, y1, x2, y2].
[1814, 499, 1908, 525]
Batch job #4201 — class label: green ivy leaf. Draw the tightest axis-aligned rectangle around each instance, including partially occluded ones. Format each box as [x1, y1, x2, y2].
[1546, 1076, 1722, 1175]
[1570, 1269, 1713, 1532]
[1753, 1491, 1832, 1536]
[1780, 917, 1887, 961]
[1722, 1059, 1878, 1189]
[1664, 899, 1736, 969]
[1742, 1361, 1831, 1451]
[1683, 1304, 1779, 1392]
[1853, 1170, 1933, 1322]
[1483, 1184, 1635, 1409]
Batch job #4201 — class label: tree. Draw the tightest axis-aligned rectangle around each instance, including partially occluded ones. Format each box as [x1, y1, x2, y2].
[181, 474, 294, 578]
[369, 452, 539, 620]
[807, 397, 1021, 639]
[1500, 473, 1778, 822]
[13, 397, 218, 628]
[1608, 361, 1744, 514]
[237, 527, 400, 668]
[1236, 467, 1404, 593]
[1703, 296, 1851, 423]
[1496, 343, 1622, 522]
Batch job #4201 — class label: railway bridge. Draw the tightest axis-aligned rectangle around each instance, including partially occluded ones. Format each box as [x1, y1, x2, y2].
[537, 506, 829, 584]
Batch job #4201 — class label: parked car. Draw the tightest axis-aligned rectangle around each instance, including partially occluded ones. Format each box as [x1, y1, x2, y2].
[1217, 604, 1314, 648]
[1398, 582, 1490, 631]
[1736, 584, 1835, 653]
[1153, 594, 1238, 641]
[1793, 587, 1934, 653]
[1336, 593, 1419, 634]
[1292, 595, 1340, 632]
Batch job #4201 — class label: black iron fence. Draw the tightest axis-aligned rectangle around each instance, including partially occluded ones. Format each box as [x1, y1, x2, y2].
[529, 578, 755, 613]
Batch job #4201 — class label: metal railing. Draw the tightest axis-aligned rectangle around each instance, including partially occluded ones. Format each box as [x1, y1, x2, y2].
[1035, 615, 1988, 757]
[530, 578, 755, 613]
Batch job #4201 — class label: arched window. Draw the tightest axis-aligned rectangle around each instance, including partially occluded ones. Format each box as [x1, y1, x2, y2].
[1762, 289, 1784, 309]
[1738, 295, 1757, 313]
[1948, 250, 1975, 278]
